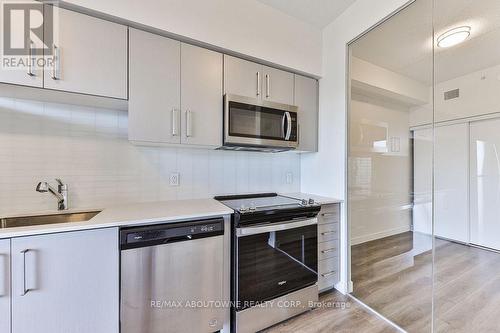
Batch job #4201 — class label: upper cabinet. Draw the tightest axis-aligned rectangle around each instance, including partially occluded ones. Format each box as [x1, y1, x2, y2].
[128, 29, 223, 147]
[261, 66, 294, 105]
[43, 6, 128, 99]
[294, 75, 318, 152]
[224, 55, 294, 105]
[180, 43, 223, 147]
[224, 56, 262, 99]
[128, 29, 181, 144]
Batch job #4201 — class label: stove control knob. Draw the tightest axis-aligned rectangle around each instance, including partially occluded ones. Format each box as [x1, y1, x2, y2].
[308, 198, 315, 205]
[249, 203, 256, 211]
[301, 199, 308, 206]
[240, 205, 248, 212]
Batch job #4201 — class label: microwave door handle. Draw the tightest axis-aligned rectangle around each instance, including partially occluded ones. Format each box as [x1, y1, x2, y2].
[281, 113, 287, 139]
[285, 112, 292, 140]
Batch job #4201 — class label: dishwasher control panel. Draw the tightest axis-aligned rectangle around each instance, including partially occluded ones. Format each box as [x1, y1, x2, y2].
[120, 218, 224, 250]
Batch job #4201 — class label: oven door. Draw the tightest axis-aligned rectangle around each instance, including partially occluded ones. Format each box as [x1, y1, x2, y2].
[224, 94, 298, 149]
[235, 218, 317, 311]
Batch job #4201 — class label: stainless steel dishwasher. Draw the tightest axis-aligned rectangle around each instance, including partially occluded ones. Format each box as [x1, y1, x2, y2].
[120, 218, 225, 333]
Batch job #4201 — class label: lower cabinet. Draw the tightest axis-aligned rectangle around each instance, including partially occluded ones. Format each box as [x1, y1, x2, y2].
[0, 239, 10, 333]
[10, 228, 119, 333]
[317, 203, 340, 292]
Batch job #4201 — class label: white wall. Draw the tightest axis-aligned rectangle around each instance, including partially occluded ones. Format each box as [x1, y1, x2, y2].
[301, 0, 412, 293]
[351, 57, 429, 106]
[411, 63, 500, 127]
[62, 0, 322, 76]
[0, 97, 300, 216]
[349, 93, 412, 245]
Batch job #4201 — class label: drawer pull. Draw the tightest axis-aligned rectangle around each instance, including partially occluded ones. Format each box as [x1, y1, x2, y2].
[321, 271, 336, 278]
[322, 213, 337, 218]
[321, 231, 336, 236]
[321, 248, 336, 254]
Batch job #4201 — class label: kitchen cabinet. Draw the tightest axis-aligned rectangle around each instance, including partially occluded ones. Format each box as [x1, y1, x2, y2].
[262, 66, 294, 105]
[129, 29, 223, 147]
[128, 28, 181, 144]
[294, 75, 318, 152]
[11, 228, 119, 333]
[181, 43, 223, 147]
[470, 118, 500, 250]
[0, 239, 10, 333]
[224, 55, 294, 105]
[317, 203, 340, 292]
[43, 6, 127, 99]
[434, 123, 469, 242]
[224, 55, 262, 99]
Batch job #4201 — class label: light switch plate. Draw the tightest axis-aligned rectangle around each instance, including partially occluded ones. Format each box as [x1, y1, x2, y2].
[169, 172, 180, 186]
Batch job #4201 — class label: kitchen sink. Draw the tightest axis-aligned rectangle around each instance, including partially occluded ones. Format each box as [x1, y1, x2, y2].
[0, 211, 101, 229]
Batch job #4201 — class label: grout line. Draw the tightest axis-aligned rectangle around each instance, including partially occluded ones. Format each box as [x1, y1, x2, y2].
[348, 294, 407, 333]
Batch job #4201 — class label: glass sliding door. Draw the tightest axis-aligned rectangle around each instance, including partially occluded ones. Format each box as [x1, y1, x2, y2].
[348, 0, 434, 331]
[432, 0, 500, 331]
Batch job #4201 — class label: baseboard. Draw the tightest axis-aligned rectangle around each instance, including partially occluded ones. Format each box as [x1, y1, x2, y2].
[334, 280, 353, 294]
[351, 226, 410, 245]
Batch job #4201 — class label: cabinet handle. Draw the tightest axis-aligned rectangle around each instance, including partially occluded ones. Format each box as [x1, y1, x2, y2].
[321, 271, 336, 278]
[321, 248, 336, 254]
[27, 41, 35, 77]
[51, 44, 60, 80]
[186, 110, 192, 137]
[256, 72, 261, 96]
[20, 249, 31, 296]
[322, 213, 338, 218]
[172, 109, 179, 136]
[266, 74, 270, 98]
[321, 231, 336, 236]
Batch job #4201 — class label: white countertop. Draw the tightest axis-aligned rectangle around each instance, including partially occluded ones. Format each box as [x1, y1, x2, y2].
[281, 192, 343, 205]
[0, 199, 233, 239]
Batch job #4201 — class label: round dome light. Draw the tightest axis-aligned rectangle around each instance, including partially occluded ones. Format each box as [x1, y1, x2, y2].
[437, 26, 471, 48]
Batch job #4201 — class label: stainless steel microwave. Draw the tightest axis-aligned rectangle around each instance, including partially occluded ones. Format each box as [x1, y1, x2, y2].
[222, 94, 298, 152]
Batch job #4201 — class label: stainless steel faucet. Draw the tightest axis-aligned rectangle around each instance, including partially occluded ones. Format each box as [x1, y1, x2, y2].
[36, 178, 68, 210]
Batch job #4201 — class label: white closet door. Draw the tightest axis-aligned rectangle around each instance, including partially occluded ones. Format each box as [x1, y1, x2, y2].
[413, 128, 433, 235]
[434, 123, 469, 242]
[470, 118, 500, 250]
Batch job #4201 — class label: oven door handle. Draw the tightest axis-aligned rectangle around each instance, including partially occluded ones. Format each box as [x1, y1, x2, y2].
[237, 218, 317, 237]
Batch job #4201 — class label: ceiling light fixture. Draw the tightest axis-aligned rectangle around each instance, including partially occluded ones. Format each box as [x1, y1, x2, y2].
[437, 26, 471, 48]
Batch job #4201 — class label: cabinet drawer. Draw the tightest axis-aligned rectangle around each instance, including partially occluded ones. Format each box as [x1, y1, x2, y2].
[319, 271, 338, 291]
[318, 204, 340, 224]
[318, 222, 338, 242]
[318, 240, 338, 261]
[318, 257, 338, 291]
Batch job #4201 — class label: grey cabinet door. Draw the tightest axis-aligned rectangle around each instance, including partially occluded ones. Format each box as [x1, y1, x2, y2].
[128, 28, 181, 144]
[11, 228, 119, 333]
[262, 66, 294, 105]
[0, 239, 10, 333]
[294, 75, 318, 152]
[224, 55, 262, 98]
[43, 6, 127, 99]
[181, 43, 223, 147]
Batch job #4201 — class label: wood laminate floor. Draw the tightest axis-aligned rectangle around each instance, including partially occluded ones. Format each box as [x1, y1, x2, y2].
[352, 231, 500, 332]
[262, 290, 398, 333]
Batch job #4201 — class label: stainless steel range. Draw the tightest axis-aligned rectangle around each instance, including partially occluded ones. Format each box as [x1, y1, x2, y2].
[215, 193, 320, 333]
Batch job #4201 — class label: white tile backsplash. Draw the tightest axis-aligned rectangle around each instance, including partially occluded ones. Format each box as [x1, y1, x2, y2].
[0, 97, 301, 215]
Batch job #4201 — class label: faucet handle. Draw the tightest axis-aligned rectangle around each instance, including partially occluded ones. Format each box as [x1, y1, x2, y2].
[55, 178, 64, 186]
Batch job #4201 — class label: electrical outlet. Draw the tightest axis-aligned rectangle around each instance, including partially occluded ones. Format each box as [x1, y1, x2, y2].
[286, 172, 293, 184]
[169, 172, 180, 186]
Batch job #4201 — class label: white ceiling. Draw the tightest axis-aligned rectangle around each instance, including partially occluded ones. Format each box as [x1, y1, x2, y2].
[255, 0, 357, 28]
[351, 0, 500, 84]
